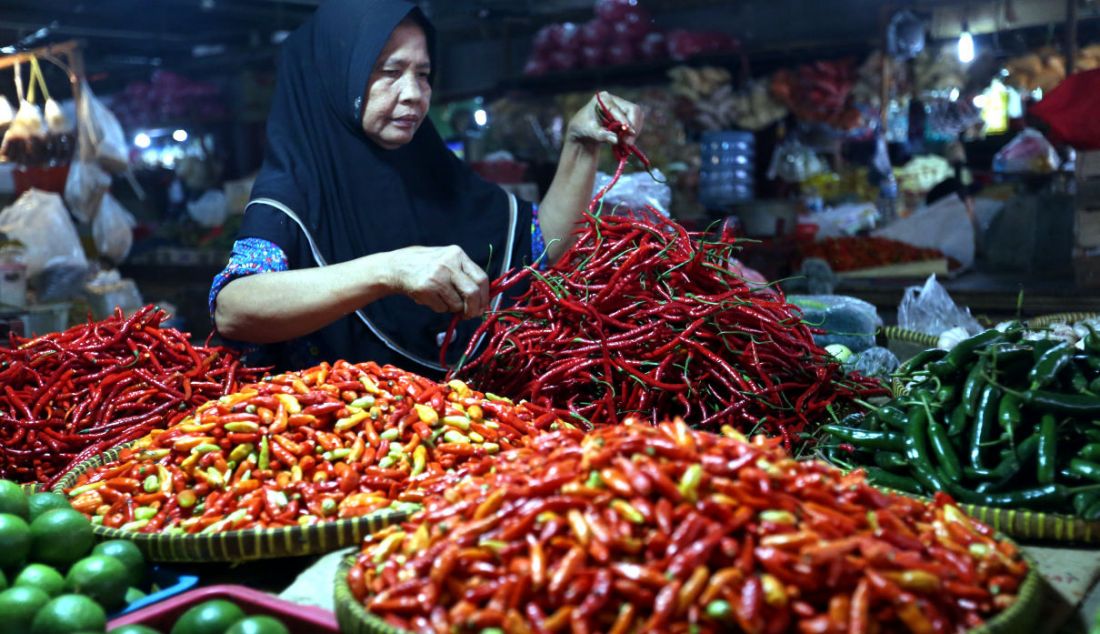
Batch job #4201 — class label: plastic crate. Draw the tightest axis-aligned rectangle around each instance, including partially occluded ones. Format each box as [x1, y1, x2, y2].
[107, 585, 339, 633]
[114, 566, 200, 617]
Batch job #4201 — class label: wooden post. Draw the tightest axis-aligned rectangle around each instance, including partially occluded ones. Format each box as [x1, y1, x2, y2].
[1066, 0, 1079, 75]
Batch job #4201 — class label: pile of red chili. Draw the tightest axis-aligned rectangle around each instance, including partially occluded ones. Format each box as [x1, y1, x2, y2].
[65, 360, 550, 533]
[450, 207, 885, 446]
[348, 420, 1028, 634]
[798, 236, 962, 273]
[0, 305, 264, 486]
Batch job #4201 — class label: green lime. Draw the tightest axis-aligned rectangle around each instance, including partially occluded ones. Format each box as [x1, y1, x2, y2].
[0, 586, 51, 634]
[30, 593, 106, 634]
[0, 482, 28, 520]
[26, 493, 70, 523]
[224, 616, 289, 634]
[109, 627, 161, 634]
[91, 540, 145, 588]
[169, 599, 246, 634]
[0, 514, 31, 570]
[13, 564, 65, 597]
[29, 509, 93, 568]
[65, 555, 129, 610]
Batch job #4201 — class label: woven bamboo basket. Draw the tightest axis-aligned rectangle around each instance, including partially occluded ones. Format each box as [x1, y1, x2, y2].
[332, 549, 1045, 634]
[52, 441, 416, 563]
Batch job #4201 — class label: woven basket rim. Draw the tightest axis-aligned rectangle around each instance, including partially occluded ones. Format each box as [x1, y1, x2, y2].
[331, 542, 1043, 634]
[51, 438, 418, 561]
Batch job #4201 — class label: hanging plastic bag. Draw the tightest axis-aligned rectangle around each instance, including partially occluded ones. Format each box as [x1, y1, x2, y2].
[1, 100, 47, 165]
[92, 194, 136, 264]
[591, 169, 671, 216]
[75, 81, 128, 173]
[897, 274, 981, 337]
[766, 138, 825, 183]
[187, 189, 229, 228]
[64, 158, 111, 224]
[992, 128, 1059, 174]
[0, 96, 13, 138]
[0, 189, 88, 278]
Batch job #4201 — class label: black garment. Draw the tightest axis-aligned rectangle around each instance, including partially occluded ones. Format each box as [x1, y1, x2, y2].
[236, 0, 531, 377]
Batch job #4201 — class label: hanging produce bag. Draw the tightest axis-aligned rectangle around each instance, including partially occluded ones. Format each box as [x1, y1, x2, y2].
[74, 80, 128, 173]
[91, 193, 135, 264]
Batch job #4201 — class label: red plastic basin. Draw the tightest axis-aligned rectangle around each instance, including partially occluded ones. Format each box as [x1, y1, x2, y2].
[106, 584, 339, 633]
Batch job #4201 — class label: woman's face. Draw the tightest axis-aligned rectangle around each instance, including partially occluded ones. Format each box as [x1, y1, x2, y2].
[361, 21, 432, 149]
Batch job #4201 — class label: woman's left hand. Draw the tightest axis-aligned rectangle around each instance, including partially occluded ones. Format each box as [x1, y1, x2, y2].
[565, 91, 645, 149]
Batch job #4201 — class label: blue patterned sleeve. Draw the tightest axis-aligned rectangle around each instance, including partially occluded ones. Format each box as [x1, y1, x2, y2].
[208, 238, 289, 319]
[531, 204, 548, 270]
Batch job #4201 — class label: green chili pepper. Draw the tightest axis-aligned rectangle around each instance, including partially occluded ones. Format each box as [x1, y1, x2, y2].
[927, 417, 963, 481]
[873, 405, 908, 430]
[903, 406, 948, 493]
[936, 383, 958, 406]
[896, 348, 948, 375]
[1085, 500, 1100, 520]
[258, 435, 270, 470]
[1089, 376, 1100, 394]
[865, 467, 921, 494]
[1084, 324, 1100, 354]
[1019, 390, 1100, 416]
[1037, 414, 1057, 485]
[969, 385, 1000, 470]
[1073, 490, 1100, 516]
[1068, 458, 1100, 483]
[678, 464, 703, 502]
[997, 393, 1021, 431]
[947, 403, 969, 438]
[948, 482, 1070, 509]
[142, 475, 159, 494]
[1029, 342, 1074, 390]
[1029, 338, 1062, 361]
[705, 599, 732, 621]
[1079, 444, 1100, 462]
[961, 361, 986, 417]
[930, 329, 1008, 377]
[873, 451, 909, 471]
[821, 425, 904, 451]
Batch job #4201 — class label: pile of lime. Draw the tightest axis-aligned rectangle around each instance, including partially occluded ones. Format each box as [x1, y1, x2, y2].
[109, 599, 290, 634]
[0, 480, 149, 634]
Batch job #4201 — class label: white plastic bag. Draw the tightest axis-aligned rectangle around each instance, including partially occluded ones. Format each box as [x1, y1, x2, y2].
[873, 194, 975, 269]
[75, 81, 128, 173]
[0, 100, 47, 164]
[92, 194, 135, 264]
[898, 274, 981, 337]
[187, 189, 229, 228]
[0, 189, 88, 277]
[64, 158, 111, 223]
[992, 128, 1059, 174]
[591, 169, 671, 217]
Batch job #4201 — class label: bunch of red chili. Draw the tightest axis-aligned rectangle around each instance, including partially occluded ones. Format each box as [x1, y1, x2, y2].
[798, 236, 961, 273]
[0, 305, 264, 486]
[450, 204, 885, 447]
[65, 360, 550, 534]
[348, 420, 1027, 634]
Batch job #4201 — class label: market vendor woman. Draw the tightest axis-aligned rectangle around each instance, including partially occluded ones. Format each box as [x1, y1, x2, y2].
[210, 0, 643, 375]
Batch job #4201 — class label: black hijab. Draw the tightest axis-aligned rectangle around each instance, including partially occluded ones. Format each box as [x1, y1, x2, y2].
[238, 0, 531, 376]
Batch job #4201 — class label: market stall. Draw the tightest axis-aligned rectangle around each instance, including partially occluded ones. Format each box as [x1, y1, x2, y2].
[0, 0, 1099, 632]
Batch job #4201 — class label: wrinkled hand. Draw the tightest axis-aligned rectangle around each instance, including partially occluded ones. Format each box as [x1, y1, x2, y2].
[385, 245, 489, 319]
[566, 91, 645, 149]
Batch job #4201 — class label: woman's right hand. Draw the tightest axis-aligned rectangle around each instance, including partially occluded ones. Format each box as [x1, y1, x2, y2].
[384, 245, 490, 319]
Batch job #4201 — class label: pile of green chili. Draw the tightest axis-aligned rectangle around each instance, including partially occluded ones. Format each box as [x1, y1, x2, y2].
[822, 324, 1100, 518]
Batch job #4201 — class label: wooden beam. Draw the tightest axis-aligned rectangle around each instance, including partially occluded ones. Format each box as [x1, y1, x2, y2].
[1067, 0, 1079, 74]
[0, 40, 79, 71]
